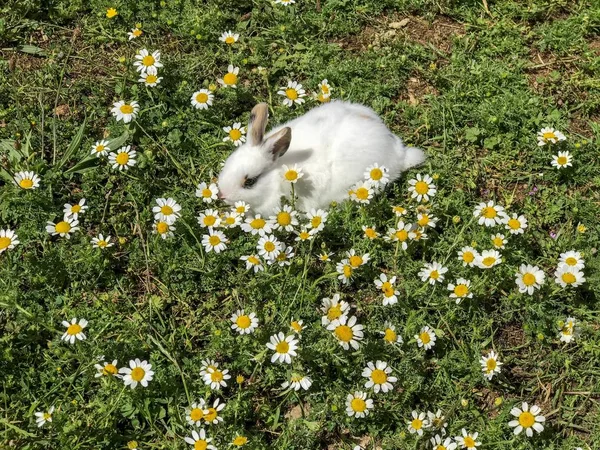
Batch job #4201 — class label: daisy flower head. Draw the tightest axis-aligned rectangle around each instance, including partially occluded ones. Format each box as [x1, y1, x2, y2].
[196, 182, 219, 203]
[555, 264, 585, 288]
[327, 315, 364, 350]
[46, 216, 79, 239]
[231, 435, 248, 447]
[204, 398, 225, 425]
[345, 391, 373, 418]
[295, 227, 316, 242]
[362, 361, 397, 394]
[559, 250, 585, 270]
[363, 163, 389, 188]
[515, 264, 545, 295]
[559, 317, 578, 343]
[94, 359, 119, 378]
[430, 435, 457, 450]
[318, 79, 332, 96]
[320, 294, 350, 326]
[202, 229, 228, 253]
[198, 209, 222, 229]
[362, 225, 379, 240]
[374, 273, 399, 306]
[257, 234, 282, 260]
[0, 228, 19, 253]
[480, 350, 502, 380]
[417, 211, 438, 228]
[153, 219, 175, 239]
[223, 122, 246, 147]
[551, 150, 573, 169]
[407, 411, 430, 436]
[218, 64, 239, 88]
[271, 205, 299, 232]
[199, 360, 219, 377]
[475, 249, 502, 269]
[191, 89, 214, 110]
[221, 211, 241, 229]
[278, 80, 306, 107]
[91, 139, 110, 157]
[380, 321, 403, 344]
[14, 171, 40, 190]
[282, 164, 304, 183]
[133, 49, 162, 74]
[537, 127, 566, 146]
[384, 221, 413, 250]
[349, 180, 375, 204]
[119, 359, 154, 389]
[473, 200, 507, 227]
[346, 249, 370, 268]
[106, 7, 118, 18]
[241, 214, 273, 236]
[271, 245, 295, 267]
[447, 278, 473, 304]
[290, 319, 304, 334]
[408, 173, 436, 202]
[415, 325, 436, 350]
[111, 100, 139, 123]
[306, 208, 328, 232]
[392, 205, 408, 217]
[153, 197, 181, 223]
[240, 254, 264, 273]
[509, 403, 545, 437]
[128, 27, 142, 40]
[34, 406, 55, 427]
[458, 246, 478, 267]
[219, 30, 239, 45]
[185, 399, 206, 426]
[282, 373, 312, 391]
[319, 251, 333, 262]
[108, 145, 137, 170]
[203, 366, 231, 390]
[266, 332, 299, 364]
[418, 261, 448, 285]
[61, 318, 87, 344]
[336, 259, 354, 284]
[234, 201, 250, 215]
[138, 71, 163, 87]
[455, 429, 481, 449]
[91, 234, 114, 249]
[229, 309, 258, 334]
[503, 213, 527, 235]
[184, 429, 216, 450]
[428, 409, 448, 435]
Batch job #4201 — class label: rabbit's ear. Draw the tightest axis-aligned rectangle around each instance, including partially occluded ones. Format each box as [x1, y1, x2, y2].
[248, 103, 269, 145]
[263, 127, 291, 160]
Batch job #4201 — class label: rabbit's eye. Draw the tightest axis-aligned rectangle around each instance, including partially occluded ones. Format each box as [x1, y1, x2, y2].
[243, 175, 260, 188]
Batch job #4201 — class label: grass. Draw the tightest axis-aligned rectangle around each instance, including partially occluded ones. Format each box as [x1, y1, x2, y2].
[1, 0, 599, 449]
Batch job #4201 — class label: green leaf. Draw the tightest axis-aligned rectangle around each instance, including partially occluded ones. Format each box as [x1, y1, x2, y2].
[465, 126, 480, 143]
[64, 130, 129, 176]
[57, 117, 87, 169]
[18, 44, 46, 56]
[106, 130, 130, 151]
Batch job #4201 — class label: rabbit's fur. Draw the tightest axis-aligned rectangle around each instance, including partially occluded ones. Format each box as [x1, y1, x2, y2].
[217, 101, 426, 215]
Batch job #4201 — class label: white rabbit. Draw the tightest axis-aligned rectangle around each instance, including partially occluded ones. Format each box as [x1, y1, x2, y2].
[217, 101, 426, 215]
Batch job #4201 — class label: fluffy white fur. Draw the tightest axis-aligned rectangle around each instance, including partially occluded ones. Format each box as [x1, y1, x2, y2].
[217, 100, 426, 215]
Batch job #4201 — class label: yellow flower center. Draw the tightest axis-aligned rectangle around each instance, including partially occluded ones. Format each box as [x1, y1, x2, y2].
[196, 92, 209, 103]
[335, 325, 353, 342]
[486, 358, 497, 371]
[321, 85, 330, 94]
[247, 256, 259, 265]
[116, 152, 130, 165]
[202, 188, 212, 198]
[189, 407, 204, 421]
[19, 178, 34, 189]
[194, 440, 208, 450]
[542, 132, 556, 140]
[225, 216, 235, 225]
[210, 370, 223, 382]
[557, 156, 567, 165]
[120, 104, 134, 114]
[67, 323, 82, 335]
[208, 235, 221, 246]
[327, 305, 342, 320]
[317, 92, 330, 103]
[204, 408, 217, 422]
[482, 256, 496, 267]
[0, 237, 11, 250]
[418, 215, 429, 227]
[342, 265, 352, 278]
[482, 206, 497, 219]
[133, 28, 142, 37]
[275, 341, 289, 353]
[492, 237, 503, 247]
[285, 88, 298, 100]
[369, 168, 383, 180]
[131, 367, 145, 382]
[412, 418, 423, 430]
[419, 331, 431, 344]
[355, 187, 369, 200]
[299, 231, 310, 240]
[204, 216, 217, 226]
[55, 221, 71, 234]
[285, 170, 298, 181]
[430, 270, 440, 280]
[142, 55, 155, 66]
[384, 328, 397, 342]
[395, 230, 408, 241]
[236, 315, 251, 328]
[462, 251, 475, 263]
[145, 74, 158, 84]
[382, 282, 395, 298]
[435, 446, 447, 450]
[414, 180, 429, 195]
[277, 211, 291, 226]
[160, 205, 173, 215]
[225, 36, 236, 44]
[565, 257, 578, 266]
[291, 321, 302, 332]
[522, 273, 536, 286]
[508, 218, 521, 230]
[349, 255, 363, 268]
[518, 411, 535, 428]
[464, 437, 476, 448]
[223, 72, 238, 85]
[371, 369, 387, 384]
[454, 284, 469, 297]
[43, 412, 52, 420]
[233, 436, 248, 446]
[310, 217, 322, 228]
[393, 206, 406, 215]
[264, 241, 276, 252]
[95, 145, 105, 153]
[103, 364, 118, 375]
[364, 228, 376, 239]
[562, 272, 576, 284]
[250, 218, 265, 229]
[229, 129, 242, 141]
[106, 8, 118, 18]
[156, 222, 169, 234]
[350, 398, 366, 412]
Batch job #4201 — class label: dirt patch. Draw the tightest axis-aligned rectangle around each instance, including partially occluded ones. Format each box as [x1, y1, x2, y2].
[472, 387, 502, 419]
[497, 323, 527, 348]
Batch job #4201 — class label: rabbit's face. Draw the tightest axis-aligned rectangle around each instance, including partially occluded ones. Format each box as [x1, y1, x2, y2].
[217, 103, 292, 212]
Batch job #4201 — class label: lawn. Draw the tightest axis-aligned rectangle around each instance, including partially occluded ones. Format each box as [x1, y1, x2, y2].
[1, 0, 599, 449]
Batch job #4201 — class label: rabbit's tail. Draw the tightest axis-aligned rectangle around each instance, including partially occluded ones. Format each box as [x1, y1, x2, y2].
[394, 135, 426, 171]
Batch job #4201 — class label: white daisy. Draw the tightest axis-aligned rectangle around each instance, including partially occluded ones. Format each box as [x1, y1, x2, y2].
[349, 180, 375, 204]
[240, 254, 264, 273]
[203, 366, 231, 390]
[537, 127, 566, 146]
[34, 406, 55, 428]
[278, 80, 306, 107]
[416, 211, 438, 228]
[108, 146, 137, 170]
[515, 264, 545, 295]
[266, 332, 299, 364]
[554, 264, 585, 288]
[202, 229, 228, 253]
[320, 294, 350, 326]
[184, 429, 216, 450]
[490, 233, 507, 249]
[203, 398, 225, 425]
[551, 150, 572, 169]
[13, 171, 40, 190]
[447, 278, 473, 303]
[152, 197, 181, 223]
[185, 400, 207, 426]
[392, 205, 408, 216]
[318, 79, 332, 96]
[91, 140, 110, 157]
[362, 361, 397, 394]
[345, 391, 373, 418]
[233, 201, 250, 215]
[270, 245, 295, 267]
[374, 273, 399, 306]
[282, 164, 304, 183]
[256, 234, 282, 260]
[282, 374, 312, 391]
[241, 214, 273, 236]
[558, 317, 578, 343]
[480, 350, 502, 380]
[294, 227, 316, 242]
[46, 216, 79, 239]
[458, 246, 479, 267]
[91, 234, 114, 249]
[271, 205, 299, 232]
[197, 209, 222, 229]
[379, 321, 403, 344]
[558, 250, 585, 270]
[111, 100, 139, 123]
[384, 221, 413, 250]
[362, 225, 379, 240]
[407, 173, 436, 202]
[218, 64, 239, 88]
[503, 213, 527, 235]
[455, 429, 481, 449]
[336, 259, 354, 284]
[221, 211, 241, 229]
[133, 49, 163, 74]
[508, 403, 545, 437]
[305, 208, 328, 232]
[430, 435, 457, 450]
[61, 318, 87, 344]
[219, 30, 239, 44]
[289, 319, 304, 334]
[223, 122, 247, 147]
[191, 89, 214, 110]
[364, 163, 389, 188]
[346, 249, 369, 268]
[230, 310, 259, 334]
[138, 72, 163, 87]
[475, 249, 502, 269]
[418, 262, 448, 285]
[196, 182, 219, 203]
[0, 228, 19, 253]
[415, 325, 436, 350]
[127, 27, 142, 40]
[94, 359, 120, 378]
[153, 220, 175, 239]
[407, 411, 430, 436]
[327, 315, 364, 350]
[473, 200, 507, 227]
[119, 359, 154, 389]
[428, 410, 448, 436]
